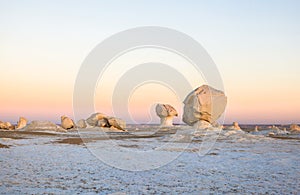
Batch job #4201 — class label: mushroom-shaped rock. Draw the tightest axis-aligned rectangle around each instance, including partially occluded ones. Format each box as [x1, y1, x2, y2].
[107, 117, 126, 130]
[24, 121, 66, 132]
[155, 104, 178, 126]
[76, 119, 87, 129]
[16, 117, 27, 129]
[86, 113, 107, 126]
[182, 85, 227, 128]
[290, 124, 300, 132]
[61, 115, 75, 130]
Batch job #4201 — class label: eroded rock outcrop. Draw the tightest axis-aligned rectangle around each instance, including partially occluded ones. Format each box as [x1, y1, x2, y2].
[16, 117, 27, 129]
[85, 113, 126, 130]
[290, 124, 300, 132]
[182, 85, 227, 129]
[0, 121, 15, 130]
[86, 113, 107, 126]
[76, 119, 87, 129]
[61, 115, 75, 130]
[24, 121, 66, 132]
[107, 117, 126, 130]
[97, 118, 109, 128]
[225, 122, 241, 130]
[155, 104, 178, 126]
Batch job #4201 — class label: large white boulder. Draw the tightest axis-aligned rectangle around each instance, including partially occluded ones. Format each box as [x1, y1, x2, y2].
[182, 85, 227, 128]
[155, 104, 178, 126]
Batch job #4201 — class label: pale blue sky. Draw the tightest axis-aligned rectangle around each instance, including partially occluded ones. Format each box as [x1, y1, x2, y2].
[1, 0, 299, 123]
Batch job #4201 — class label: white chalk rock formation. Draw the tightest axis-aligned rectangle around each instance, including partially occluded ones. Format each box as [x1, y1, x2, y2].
[225, 122, 241, 130]
[97, 118, 109, 128]
[76, 119, 87, 129]
[290, 124, 300, 132]
[0, 121, 14, 130]
[86, 113, 107, 126]
[270, 125, 280, 131]
[155, 104, 178, 126]
[182, 85, 227, 128]
[24, 121, 66, 132]
[194, 120, 212, 129]
[61, 115, 75, 130]
[16, 117, 27, 129]
[85, 113, 126, 130]
[107, 117, 126, 130]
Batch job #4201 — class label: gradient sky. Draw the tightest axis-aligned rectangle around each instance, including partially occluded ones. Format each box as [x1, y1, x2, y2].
[1, 0, 299, 124]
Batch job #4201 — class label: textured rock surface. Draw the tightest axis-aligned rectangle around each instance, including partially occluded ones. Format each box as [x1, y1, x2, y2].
[86, 113, 107, 126]
[155, 104, 178, 126]
[0, 121, 15, 130]
[16, 117, 27, 129]
[193, 120, 213, 129]
[107, 117, 126, 130]
[24, 121, 66, 132]
[76, 119, 87, 129]
[182, 85, 227, 126]
[61, 116, 75, 130]
[97, 118, 110, 128]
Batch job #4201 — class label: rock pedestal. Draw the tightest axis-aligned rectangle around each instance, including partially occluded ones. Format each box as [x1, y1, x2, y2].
[155, 104, 178, 126]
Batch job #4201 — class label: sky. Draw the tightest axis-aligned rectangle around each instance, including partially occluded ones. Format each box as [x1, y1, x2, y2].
[0, 0, 299, 124]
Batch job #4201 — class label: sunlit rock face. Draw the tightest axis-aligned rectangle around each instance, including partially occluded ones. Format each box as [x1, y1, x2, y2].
[0, 121, 15, 130]
[61, 115, 76, 130]
[155, 104, 178, 126]
[290, 124, 300, 132]
[16, 117, 27, 129]
[182, 85, 227, 128]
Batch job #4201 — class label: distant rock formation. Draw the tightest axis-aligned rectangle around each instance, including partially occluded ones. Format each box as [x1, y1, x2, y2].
[270, 125, 280, 131]
[254, 126, 259, 132]
[86, 113, 126, 130]
[86, 113, 107, 126]
[16, 117, 27, 129]
[107, 117, 126, 130]
[225, 122, 241, 130]
[61, 115, 75, 130]
[97, 118, 109, 128]
[76, 119, 87, 129]
[0, 121, 15, 130]
[155, 104, 178, 126]
[182, 85, 227, 129]
[24, 121, 66, 132]
[290, 124, 300, 132]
